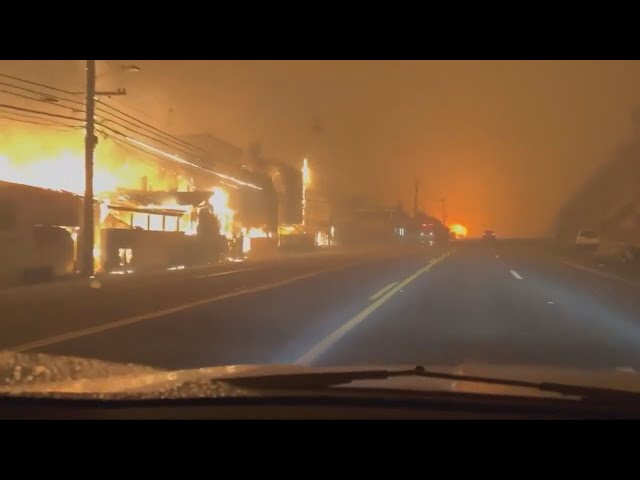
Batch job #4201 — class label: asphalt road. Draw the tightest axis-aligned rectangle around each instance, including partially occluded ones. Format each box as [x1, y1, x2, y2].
[3, 240, 640, 372]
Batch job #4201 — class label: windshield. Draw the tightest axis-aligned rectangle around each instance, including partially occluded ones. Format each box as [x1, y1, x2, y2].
[2, 60, 640, 408]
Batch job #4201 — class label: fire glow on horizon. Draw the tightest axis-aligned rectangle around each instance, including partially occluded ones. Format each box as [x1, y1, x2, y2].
[449, 224, 468, 237]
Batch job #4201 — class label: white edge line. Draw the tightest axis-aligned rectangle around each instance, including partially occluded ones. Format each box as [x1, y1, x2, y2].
[200, 266, 260, 278]
[559, 260, 640, 288]
[295, 252, 452, 365]
[510, 269, 523, 280]
[368, 282, 399, 302]
[616, 366, 636, 373]
[10, 264, 359, 353]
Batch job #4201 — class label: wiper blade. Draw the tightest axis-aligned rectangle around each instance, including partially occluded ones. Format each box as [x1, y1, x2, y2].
[220, 365, 640, 402]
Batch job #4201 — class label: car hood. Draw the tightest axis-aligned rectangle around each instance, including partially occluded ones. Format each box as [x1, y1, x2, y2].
[1, 351, 640, 400]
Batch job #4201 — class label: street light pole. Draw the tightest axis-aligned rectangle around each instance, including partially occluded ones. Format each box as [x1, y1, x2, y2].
[81, 60, 96, 277]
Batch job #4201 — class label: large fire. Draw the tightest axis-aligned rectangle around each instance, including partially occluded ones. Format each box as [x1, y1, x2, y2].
[449, 224, 468, 238]
[0, 126, 189, 195]
[208, 186, 234, 238]
[0, 124, 274, 272]
[302, 158, 310, 226]
[242, 227, 270, 253]
[0, 126, 239, 244]
[302, 158, 311, 188]
[0, 125, 270, 231]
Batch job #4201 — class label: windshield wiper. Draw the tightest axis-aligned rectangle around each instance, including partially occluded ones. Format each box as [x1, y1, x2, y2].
[219, 365, 640, 402]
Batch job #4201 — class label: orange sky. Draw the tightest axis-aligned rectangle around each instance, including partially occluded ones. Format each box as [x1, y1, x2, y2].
[2, 60, 640, 237]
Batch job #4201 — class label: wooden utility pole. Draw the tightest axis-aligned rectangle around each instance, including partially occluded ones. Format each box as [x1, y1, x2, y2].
[441, 197, 447, 225]
[413, 178, 419, 217]
[80, 60, 128, 277]
[81, 60, 96, 277]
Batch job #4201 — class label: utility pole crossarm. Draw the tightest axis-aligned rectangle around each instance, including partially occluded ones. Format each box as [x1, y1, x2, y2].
[71, 88, 128, 97]
[95, 88, 127, 97]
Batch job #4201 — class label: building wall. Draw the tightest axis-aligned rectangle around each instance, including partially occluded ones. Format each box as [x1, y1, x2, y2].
[101, 228, 188, 272]
[0, 181, 80, 285]
[304, 190, 331, 231]
[0, 180, 82, 230]
[272, 164, 303, 225]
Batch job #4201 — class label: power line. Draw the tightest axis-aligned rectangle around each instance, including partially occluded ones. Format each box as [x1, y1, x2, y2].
[98, 127, 199, 176]
[97, 123, 202, 165]
[0, 109, 83, 129]
[0, 79, 190, 154]
[0, 87, 86, 118]
[97, 100, 207, 154]
[98, 124, 261, 190]
[0, 72, 249, 182]
[0, 72, 222, 167]
[0, 107, 73, 124]
[0, 72, 78, 96]
[95, 106, 249, 173]
[96, 118, 202, 160]
[95, 110, 202, 157]
[0, 107, 83, 129]
[96, 107, 203, 156]
[0, 81, 205, 168]
[96, 127, 178, 171]
[0, 114, 78, 130]
[0, 80, 85, 109]
[0, 87, 46, 104]
[0, 103, 87, 122]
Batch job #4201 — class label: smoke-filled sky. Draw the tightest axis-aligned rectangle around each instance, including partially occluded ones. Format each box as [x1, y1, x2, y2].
[2, 60, 640, 236]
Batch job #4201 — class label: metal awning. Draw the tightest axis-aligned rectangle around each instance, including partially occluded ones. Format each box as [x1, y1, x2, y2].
[107, 204, 186, 217]
[114, 190, 212, 208]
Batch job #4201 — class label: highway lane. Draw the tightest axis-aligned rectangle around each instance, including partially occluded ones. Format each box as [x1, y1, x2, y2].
[4, 240, 640, 373]
[319, 241, 640, 371]
[0, 245, 444, 361]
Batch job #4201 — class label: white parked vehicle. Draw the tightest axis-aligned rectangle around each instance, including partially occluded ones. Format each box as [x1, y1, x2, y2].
[575, 230, 600, 250]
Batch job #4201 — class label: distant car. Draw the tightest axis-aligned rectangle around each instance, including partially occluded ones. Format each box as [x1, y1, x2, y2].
[482, 230, 496, 241]
[575, 230, 599, 250]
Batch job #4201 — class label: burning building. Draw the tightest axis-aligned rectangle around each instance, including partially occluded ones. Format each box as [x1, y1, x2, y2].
[0, 124, 282, 281]
[267, 158, 332, 250]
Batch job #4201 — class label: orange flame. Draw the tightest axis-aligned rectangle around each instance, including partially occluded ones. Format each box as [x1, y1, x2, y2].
[208, 186, 234, 238]
[0, 125, 190, 195]
[241, 227, 270, 253]
[302, 158, 310, 226]
[449, 224, 468, 237]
